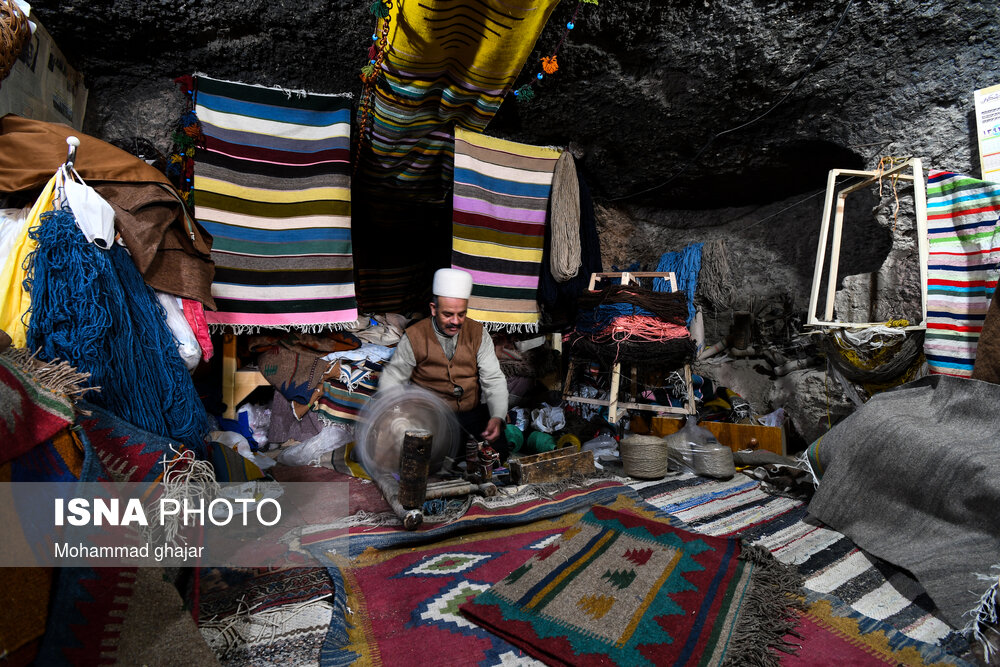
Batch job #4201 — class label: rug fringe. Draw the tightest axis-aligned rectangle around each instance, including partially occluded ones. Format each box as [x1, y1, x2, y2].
[791, 450, 820, 488]
[320, 563, 362, 666]
[963, 572, 999, 664]
[482, 321, 539, 334]
[1, 346, 96, 399]
[143, 445, 219, 547]
[722, 541, 806, 667]
[200, 593, 334, 659]
[208, 322, 357, 335]
[192, 71, 354, 99]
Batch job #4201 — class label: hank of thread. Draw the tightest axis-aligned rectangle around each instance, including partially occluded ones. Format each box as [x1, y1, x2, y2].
[557, 433, 581, 450]
[505, 423, 525, 452]
[527, 430, 556, 453]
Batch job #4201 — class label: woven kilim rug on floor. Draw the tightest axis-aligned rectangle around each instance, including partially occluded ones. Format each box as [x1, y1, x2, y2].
[451, 128, 562, 332]
[198, 567, 335, 666]
[460, 504, 802, 667]
[924, 171, 1000, 377]
[199, 568, 334, 620]
[321, 496, 699, 667]
[298, 477, 631, 560]
[627, 471, 975, 665]
[194, 74, 358, 331]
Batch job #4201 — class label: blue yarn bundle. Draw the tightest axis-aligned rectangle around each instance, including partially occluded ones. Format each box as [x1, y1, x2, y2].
[24, 208, 210, 451]
[575, 302, 655, 334]
[653, 242, 703, 325]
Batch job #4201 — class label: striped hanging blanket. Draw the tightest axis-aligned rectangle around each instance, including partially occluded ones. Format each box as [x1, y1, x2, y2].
[924, 170, 1000, 376]
[451, 128, 561, 332]
[360, 0, 560, 202]
[194, 74, 358, 332]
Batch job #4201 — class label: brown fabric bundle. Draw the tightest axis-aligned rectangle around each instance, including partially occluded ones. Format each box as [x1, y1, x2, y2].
[0, 115, 216, 308]
[0, 114, 168, 192]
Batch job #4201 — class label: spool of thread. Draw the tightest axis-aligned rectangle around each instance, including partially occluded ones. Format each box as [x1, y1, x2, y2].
[557, 433, 581, 451]
[527, 430, 556, 453]
[505, 423, 525, 452]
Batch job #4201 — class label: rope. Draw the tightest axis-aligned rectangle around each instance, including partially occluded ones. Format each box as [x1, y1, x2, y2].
[571, 283, 695, 367]
[620, 435, 668, 479]
[577, 284, 689, 324]
[700, 239, 735, 311]
[653, 243, 703, 324]
[549, 151, 582, 281]
[24, 209, 211, 450]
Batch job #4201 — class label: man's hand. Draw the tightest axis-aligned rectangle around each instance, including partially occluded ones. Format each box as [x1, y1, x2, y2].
[482, 417, 504, 443]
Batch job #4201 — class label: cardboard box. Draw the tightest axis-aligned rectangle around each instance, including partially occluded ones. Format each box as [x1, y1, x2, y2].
[651, 417, 786, 456]
[0, 15, 88, 129]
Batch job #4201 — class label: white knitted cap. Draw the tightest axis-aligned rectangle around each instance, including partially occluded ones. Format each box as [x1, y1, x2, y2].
[432, 268, 473, 300]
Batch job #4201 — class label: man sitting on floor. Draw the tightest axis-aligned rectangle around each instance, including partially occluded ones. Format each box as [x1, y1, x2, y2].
[379, 268, 509, 463]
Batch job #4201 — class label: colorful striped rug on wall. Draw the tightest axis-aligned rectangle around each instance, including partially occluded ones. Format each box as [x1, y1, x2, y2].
[360, 0, 560, 202]
[451, 127, 561, 332]
[193, 74, 358, 332]
[924, 171, 1000, 377]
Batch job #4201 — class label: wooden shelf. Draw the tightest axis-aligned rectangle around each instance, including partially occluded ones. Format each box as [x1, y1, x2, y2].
[221, 333, 270, 420]
[650, 416, 786, 456]
[562, 272, 697, 423]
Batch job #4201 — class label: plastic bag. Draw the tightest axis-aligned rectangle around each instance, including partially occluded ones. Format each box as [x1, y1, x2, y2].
[276, 424, 353, 467]
[530, 403, 566, 433]
[209, 430, 276, 470]
[156, 291, 201, 371]
[581, 433, 618, 469]
[666, 415, 735, 479]
[757, 407, 786, 428]
[237, 403, 271, 449]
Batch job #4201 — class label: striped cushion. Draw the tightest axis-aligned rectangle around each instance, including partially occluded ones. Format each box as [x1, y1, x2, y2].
[924, 170, 1000, 377]
[194, 75, 358, 331]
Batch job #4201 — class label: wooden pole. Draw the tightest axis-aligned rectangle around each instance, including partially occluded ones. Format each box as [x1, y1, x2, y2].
[397, 429, 432, 509]
[424, 480, 498, 500]
[374, 473, 422, 530]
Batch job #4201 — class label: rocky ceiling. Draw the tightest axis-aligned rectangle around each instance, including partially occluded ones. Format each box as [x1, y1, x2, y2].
[30, 0, 1000, 210]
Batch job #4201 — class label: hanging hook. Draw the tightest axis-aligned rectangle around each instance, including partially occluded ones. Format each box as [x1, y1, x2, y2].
[65, 136, 80, 169]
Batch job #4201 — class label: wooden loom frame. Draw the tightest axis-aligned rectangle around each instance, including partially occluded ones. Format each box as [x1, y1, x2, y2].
[562, 272, 698, 423]
[221, 334, 269, 420]
[806, 158, 929, 330]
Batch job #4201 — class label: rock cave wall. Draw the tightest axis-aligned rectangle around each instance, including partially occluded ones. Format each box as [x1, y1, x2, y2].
[26, 0, 1000, 446]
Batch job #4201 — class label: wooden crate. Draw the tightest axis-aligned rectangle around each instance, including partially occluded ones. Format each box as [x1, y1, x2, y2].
[509, 449, 596, 484]
[650, 417, 786, 456]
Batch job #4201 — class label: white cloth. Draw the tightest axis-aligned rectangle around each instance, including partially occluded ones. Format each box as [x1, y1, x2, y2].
[59, 166, 115, 249]
[432, 268, 473, 300]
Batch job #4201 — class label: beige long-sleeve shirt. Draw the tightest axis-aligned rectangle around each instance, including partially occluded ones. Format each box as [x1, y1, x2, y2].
[379, 320, 509, 420]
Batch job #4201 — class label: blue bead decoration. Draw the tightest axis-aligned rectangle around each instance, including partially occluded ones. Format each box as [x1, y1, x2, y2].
[372, 33, 377, 40]
[514, 90, 520, 95]
[370, 59, 376, 64]
[567, 21, 575, 29]
[537, 72, 543, 80]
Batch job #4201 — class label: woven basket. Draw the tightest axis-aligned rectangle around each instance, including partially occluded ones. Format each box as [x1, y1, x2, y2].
[0, 0, 30, 86]
[619, 434, 669, 479]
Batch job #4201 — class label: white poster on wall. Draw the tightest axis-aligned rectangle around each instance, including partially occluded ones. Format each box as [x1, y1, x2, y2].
[974, 83, 1000, 184]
